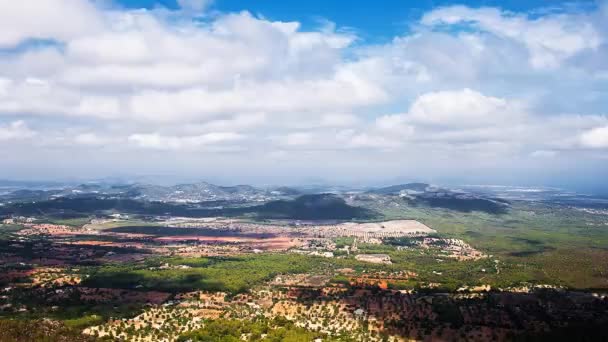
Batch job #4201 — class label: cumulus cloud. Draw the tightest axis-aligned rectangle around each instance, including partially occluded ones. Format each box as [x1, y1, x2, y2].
[0, 77, 121, 119]
[406, 88, 523, 126]
[421, 5, 601, 69]
[580, 126, 608, 148]
[374, 114, 415, 136]
[126, 73, 385, 122]
[0, 0, 103, 48]
[0, 7, 376, 123]
[0, 0, 606, 183]
[368, 88, 521, 144]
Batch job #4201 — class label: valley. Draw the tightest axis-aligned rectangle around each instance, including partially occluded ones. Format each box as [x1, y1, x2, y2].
[0, 181, 607, 341]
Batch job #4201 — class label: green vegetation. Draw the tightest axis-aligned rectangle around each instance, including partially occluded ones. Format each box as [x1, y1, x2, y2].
[0, 286, 147, 323]
[84, 249, 507, 293]
[253, 194, 377, 220]
[358, 197, 608, 289]
[413, 197, 508, 214]
[0, 319, 97, 342]
[349, 248, 499, 291]
[178, 318, 356, 342]
[334, 237, 355, 248]
[41, 217, 92, 227]
[0, 224, 25, 238]
[2, 185, 607, 340]
[84, 254, 328, 293]
[1, 194, 379, 220]
[63, 315, 105, 329]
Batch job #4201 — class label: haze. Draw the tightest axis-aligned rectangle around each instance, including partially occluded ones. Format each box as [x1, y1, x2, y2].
[0, 0, 607, 193]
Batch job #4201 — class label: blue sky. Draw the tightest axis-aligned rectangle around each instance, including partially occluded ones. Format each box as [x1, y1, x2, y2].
[119, 0, 594, 41]
[0, 0, 606, 192]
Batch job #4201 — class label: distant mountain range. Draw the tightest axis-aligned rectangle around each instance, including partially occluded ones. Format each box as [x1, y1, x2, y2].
[124, 182, 271, 203]
[23, 180, 608, 216]
[366, 182, 510, 214]
[0, 181, 506, 210]
[366, 182, 433, 195]
[0, 182, 306, 204]
[0, 192, 375, 221]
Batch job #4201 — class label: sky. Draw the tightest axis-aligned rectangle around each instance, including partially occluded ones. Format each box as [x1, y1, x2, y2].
[0, 0, 607, 192]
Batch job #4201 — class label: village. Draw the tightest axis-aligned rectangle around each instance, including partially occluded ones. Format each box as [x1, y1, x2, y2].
[0, 215, 491, 266]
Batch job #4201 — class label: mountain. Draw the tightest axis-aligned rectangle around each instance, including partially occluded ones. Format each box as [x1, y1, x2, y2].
[1, 180, 511, 215]
[416, 195, 509, 214]
[252, 194, 377, 220]
[367, 183, 432, 195]
[366, 183, 510, 214]
[126, 182, 273, 203]
[0, 181, 299, 204]
[0, 193, 378, 221]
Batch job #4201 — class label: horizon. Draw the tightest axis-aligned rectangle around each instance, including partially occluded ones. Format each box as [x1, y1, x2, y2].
[1, 0, 607, 194]
[1, 175, 607, 197]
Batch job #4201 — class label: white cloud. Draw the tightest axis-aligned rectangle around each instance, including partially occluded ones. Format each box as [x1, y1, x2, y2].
[0, 0, 103, 48]
[319, 114, 360, 128]
[0, 78, 121, 119]
[422, 5, 601, 69]
[405, 88, 523, 127]
[413, 89, 512, 125]
[74, 133, 111, 146]
[126, 73, 385, 122]
[347, 132, 401, 149]
[0, 9, 377, 123]
[580, 126, 608, 148]
[128, 132, 243, 150]
[0, 1, 606, 183]
[375, 114, 415, 135]
[282, 132, 313, 146]
[0, 121, 36, 141]
[190, 113, 267, 133]
[530, 150, 558, 158]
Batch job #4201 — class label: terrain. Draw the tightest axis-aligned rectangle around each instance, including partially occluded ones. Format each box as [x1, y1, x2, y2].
[0, 180, 607, 341]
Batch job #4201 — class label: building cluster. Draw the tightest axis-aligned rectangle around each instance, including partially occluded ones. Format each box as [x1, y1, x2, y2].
[2, 216, 36, 224]
[312, 229, 431, 239]
[411, 238, 487, 260]
[17, 224, 75, 236]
